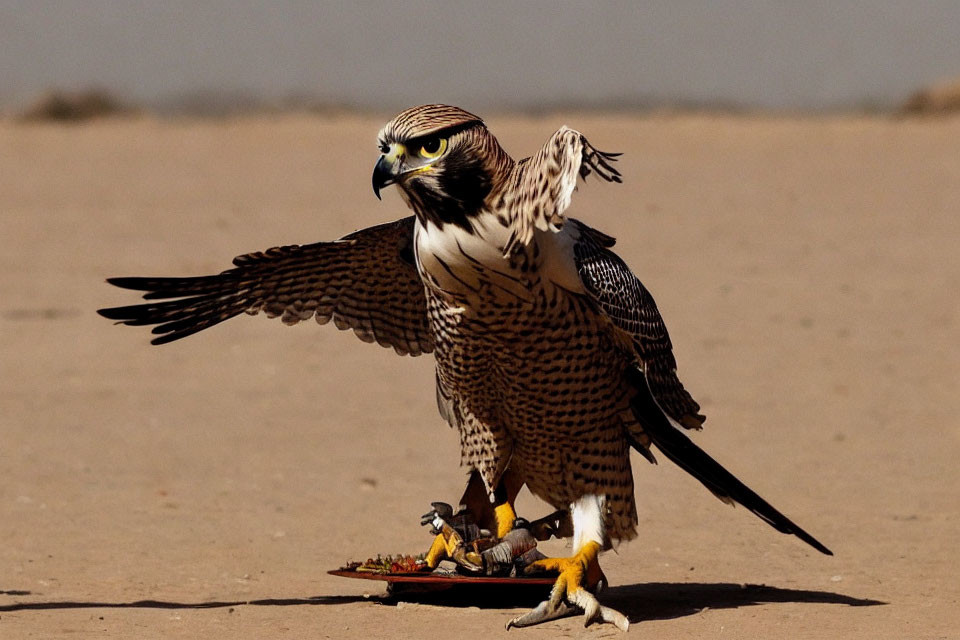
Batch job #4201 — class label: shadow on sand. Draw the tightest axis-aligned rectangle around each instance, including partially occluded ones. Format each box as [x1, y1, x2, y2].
[0, 581, 883, 622]
[0, 594, 372, 612]
[602, 582, 883, 623]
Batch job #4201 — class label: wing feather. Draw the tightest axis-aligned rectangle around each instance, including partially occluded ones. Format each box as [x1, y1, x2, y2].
[504, 127, 620, 255]
[572, 220, 705, 429]
[98, 216, 433, 355]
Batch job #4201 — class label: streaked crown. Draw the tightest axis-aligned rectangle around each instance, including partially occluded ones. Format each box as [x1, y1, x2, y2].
[379, 104, 483, 143]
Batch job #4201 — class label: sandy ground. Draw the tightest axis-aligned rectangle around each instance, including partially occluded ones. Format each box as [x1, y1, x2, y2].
[1, 112, 958, 639]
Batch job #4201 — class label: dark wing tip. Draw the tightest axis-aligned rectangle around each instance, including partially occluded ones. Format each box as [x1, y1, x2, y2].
[97, 305, 132, 320]
[581, 142, 622, 184]
[680, 413, 707, 430]
[147, 325, 205, 345]
[807, 536, 834, 556]
[105, 277, 156, 291]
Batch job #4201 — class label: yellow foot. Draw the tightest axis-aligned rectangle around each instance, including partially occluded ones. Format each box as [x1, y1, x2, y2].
[494, 501, 517, 539]
[420, 503, 482, 571]
[507, 541, 628, 631]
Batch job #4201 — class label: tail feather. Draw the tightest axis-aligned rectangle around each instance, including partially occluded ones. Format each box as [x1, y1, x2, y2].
[626, 367, 833, 556]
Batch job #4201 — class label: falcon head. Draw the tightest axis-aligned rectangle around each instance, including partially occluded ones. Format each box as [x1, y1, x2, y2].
[372, 104, 512, 229]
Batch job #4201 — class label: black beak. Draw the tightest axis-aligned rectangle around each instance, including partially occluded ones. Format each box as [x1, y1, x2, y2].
[372, 155, 395, 201]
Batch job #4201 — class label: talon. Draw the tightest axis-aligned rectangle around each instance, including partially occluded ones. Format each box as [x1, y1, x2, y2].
[506, 598, 578, 629]
[600, 605, 630, 632]
[570, 588, 600, 625]
[509, 540, 628, 631]
[567, 588, 627, 630]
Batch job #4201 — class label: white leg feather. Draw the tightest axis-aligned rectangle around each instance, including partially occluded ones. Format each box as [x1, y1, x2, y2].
[571, 494, 606, 553]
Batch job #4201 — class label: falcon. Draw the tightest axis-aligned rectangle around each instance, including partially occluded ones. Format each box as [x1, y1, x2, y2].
[99, 104, 831, 630]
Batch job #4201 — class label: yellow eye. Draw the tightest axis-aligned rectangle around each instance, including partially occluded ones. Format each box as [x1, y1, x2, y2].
[418, 137, 447, 159]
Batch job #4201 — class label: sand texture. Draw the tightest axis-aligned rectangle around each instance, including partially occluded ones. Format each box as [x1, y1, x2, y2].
[1, 113, 958, 638]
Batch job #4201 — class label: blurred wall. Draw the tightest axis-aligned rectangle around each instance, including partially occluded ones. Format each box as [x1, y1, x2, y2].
[2, 0, 959, 112]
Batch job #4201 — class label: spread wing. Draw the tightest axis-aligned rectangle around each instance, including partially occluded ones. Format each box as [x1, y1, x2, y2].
[504, 127, 620, 255]
[572, 220, 705, 429]
[98, 216, 434, 356]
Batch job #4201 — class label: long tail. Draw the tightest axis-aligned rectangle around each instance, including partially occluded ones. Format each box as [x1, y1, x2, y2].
[626, 368, 833, 556]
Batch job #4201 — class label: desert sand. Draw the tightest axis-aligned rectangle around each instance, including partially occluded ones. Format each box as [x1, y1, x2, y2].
[1, 112, 958, 638]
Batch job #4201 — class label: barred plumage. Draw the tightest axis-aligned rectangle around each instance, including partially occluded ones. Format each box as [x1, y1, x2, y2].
[100, 217, 432, 355]
[100, 104, 831, 630]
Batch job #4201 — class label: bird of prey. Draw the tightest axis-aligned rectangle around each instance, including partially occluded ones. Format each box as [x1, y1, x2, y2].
[99, 104, 831, 630]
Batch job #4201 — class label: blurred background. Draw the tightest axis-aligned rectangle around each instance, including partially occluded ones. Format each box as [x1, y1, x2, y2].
[2, 0, 960, 116]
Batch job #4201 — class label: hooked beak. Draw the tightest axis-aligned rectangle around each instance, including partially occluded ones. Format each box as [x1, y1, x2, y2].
[372, 155, 395, 200]
[372, 143, 406, 200]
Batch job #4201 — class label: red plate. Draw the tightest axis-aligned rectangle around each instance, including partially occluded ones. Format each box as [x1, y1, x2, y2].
[329, 568, 556, 586]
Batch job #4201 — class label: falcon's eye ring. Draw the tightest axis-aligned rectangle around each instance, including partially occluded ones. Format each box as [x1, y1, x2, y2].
[417, 137, 447, 159]
[378, 142, 390, 154]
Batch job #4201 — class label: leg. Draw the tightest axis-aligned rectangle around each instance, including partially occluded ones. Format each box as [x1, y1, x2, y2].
[423, 469, 523, 569]
[507, 495, 629, 631]
[457, 468, 524, 538]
